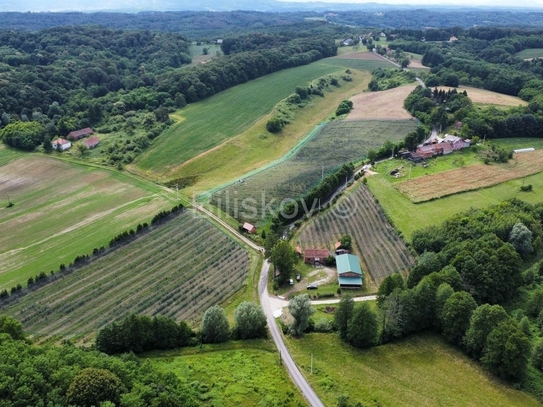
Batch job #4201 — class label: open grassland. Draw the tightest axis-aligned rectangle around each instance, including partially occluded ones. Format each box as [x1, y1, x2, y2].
[368, 171, 543, 241]
[297, 184, 414, 289]
[210, 120, 418, 224]
[347, 85, 417, 120]
[175, 69, 372, 195]
[397, 150, 543, 203]
[0, 211, 250, 341]
[149, 340, 307, 407]
[437, 86, 528, 107]
[0, 153, 175, 290]
[285, 332, 540, 407]
[324, 51, 394, 71]
[515, 48, 543, 60]
[134, 62, 347, 178]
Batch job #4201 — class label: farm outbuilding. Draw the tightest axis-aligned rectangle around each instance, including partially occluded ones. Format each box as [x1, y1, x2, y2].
[242, 222, 256, 234]
[336, 254, 363, 288]
[67, 127, 93, 141]
[52, 138, 71, 151]
[304, 249, 330, 264]
[83, 137, 100, 149]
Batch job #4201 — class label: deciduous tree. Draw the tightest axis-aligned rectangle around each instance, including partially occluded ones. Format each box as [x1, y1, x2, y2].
[347, 302, 379, 349]
[288, 294, 314, 336]
[234, 301, 267, 339]
[201, 305, 230, 344]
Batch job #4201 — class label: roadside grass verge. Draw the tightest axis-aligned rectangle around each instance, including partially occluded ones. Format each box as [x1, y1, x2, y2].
[284, 332, 541, 407]
[0, 154, 175, 290]
[148, 339, 307, 407]
[0, 211, 251, 342]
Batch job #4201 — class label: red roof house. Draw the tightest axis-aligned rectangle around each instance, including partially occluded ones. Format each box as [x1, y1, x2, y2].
[83, 136, 100, 149]
[67, 127, 93, 141]
[242, 222, 256, 234]
[304, 249, 330, 264]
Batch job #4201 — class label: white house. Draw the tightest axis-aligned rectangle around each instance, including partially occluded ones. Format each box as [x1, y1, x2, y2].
[52, 138, 71, 151]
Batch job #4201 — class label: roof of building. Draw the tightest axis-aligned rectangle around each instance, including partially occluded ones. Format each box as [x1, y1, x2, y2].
[68, 127, 93, 138]
[441, 142, 454, 152]
[304, 249, 330, 258]
[336, 254, 362, 276]
[83, 136, 100, 147]
[296, 245, 303, 255]
[242, 222, 255, 230]
[442, 134, 462, 143]
[338, 275, 363, 286]
[335, 241, 342, 249]
[54, 138, 70, 145]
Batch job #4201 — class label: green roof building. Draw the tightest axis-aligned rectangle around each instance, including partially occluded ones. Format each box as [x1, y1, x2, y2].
[336, 254, 363, 288]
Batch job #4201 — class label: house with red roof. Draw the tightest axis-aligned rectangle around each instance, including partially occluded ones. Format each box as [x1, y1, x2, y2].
[83, 137, 100, 149]
[242, 222, 256, 234]
[67, 127, 93, 141]
[52, 138, 71, 151]
[304, 249, 330, 264]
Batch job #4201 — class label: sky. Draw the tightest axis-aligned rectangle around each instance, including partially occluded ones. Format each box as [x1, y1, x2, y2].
[280, 0, 543, 7]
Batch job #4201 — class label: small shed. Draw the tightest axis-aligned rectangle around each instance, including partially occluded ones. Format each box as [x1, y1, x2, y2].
[336, 254, 363, 288]
[304, 249, 330, 265]
[242, 222, 256, 234]
[296, 245, 303, 257]
[67, 127, 93, 141]
[83, 136, 100, 149]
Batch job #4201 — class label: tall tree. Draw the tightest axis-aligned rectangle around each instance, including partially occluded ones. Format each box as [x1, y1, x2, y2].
[509, 222, 533, 257]
[201, 305, 230, 344]
[334, 295, 355, 340]
[288, 294, 314, 337]
[66, 368, 126, 407]
[347, 302, 379, 349]
[234, 301, 267, 340]
[271, 240, 298, 284]
[377, 273, 405, 307]
[464, 304, 509, 359]
[439, 291, 477, 346]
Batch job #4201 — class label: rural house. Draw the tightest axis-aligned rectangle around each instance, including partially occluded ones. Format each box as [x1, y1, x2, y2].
[67, 127, 93, 141]
[336, 254, 363, 288]
[335, 241, 350, 255]
[242, 222, 256, 234]
[52, 138, 71, 151]
[304, 249, 330, 264]
[343, 38, 354, 46]
[83, 137, 100, 149]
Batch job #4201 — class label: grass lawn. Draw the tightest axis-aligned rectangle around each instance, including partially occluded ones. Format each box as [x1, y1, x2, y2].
[148, 340, 307, 407]
[133, 62, 347, 179]
[368, 171, 543, 241]
[0, 152, 176, 290]
[515, 48, 543, 59]
[284, 332, 541, 407]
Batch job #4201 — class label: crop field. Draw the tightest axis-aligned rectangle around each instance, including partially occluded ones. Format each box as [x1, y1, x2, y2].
[515, 48, 543, 59]
[150, 340, 307, 407]
[134, 62, 348, 179]
[209, 120, 418, 223]
[436, 86, 528, 107]
[297, 184, 414, 288]
[285, 332, 540, 407]
[0, 211, 250, 341]
[347, 85, 417, 120]
[397, 150, 543, 203]
[174, 68, 372, 196]
[0, 153, 175, 290]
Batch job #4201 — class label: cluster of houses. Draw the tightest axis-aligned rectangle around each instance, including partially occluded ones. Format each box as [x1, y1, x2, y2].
[297, 243, 363, 289]
[401, 133, 471, 163]
[52, 128, 99, 152]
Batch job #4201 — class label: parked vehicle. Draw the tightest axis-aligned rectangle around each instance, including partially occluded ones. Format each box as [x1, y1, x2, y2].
[306, 284, 318, 290]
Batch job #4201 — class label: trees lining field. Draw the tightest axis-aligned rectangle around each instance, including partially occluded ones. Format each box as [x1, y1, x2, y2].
[210, 120, 418, 223]
[0, 153, 175, 290]
[298, 184, 414, 288]
[0, 211, 250, 341]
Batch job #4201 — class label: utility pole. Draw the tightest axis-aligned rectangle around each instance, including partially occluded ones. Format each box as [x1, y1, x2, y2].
[311, 353, 313, 375]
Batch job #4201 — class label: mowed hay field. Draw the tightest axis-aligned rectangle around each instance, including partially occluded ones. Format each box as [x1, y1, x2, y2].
[0, 153, 174, 289]
[0, 211, 250, 341]
[285, 332, 540, 407]
[297, 184, 414, 289]
[210, 120, 418, 223]
[515, 48, 543, 60]
[346, 85, 417, 120]
[397, 150, 543, 203]
[150, 341, 307, 407]
[437, 86, 528, 107]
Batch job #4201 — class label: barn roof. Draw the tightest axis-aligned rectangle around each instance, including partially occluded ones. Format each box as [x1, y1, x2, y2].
[83, 136, 100, 148]
[304, 249, 329, 258]
[336, 254, 362, 276]
[68, 127, 93, 139]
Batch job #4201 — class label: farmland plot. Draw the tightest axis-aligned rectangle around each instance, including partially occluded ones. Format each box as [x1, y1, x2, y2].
[298, 185, 414, 287]
[210, 120, 418, 223]
[0, 211, 250, 341]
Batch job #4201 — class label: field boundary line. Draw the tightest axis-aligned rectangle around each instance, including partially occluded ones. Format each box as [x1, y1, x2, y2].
[197, 122, 328, 201]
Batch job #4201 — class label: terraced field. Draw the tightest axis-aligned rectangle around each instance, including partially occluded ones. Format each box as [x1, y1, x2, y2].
[298, 184, 414, 288]
[209, 120, 418, 224]
[0, 211, 250, 341]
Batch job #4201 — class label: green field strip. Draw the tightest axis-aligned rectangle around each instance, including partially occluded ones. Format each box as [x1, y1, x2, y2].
[135, 62, 341, 173]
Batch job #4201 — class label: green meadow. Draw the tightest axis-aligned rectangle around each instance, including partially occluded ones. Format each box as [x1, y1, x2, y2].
[515, 48, 543, 59]
[148, 340, 307, 407]
[285, 332, 540, 407]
